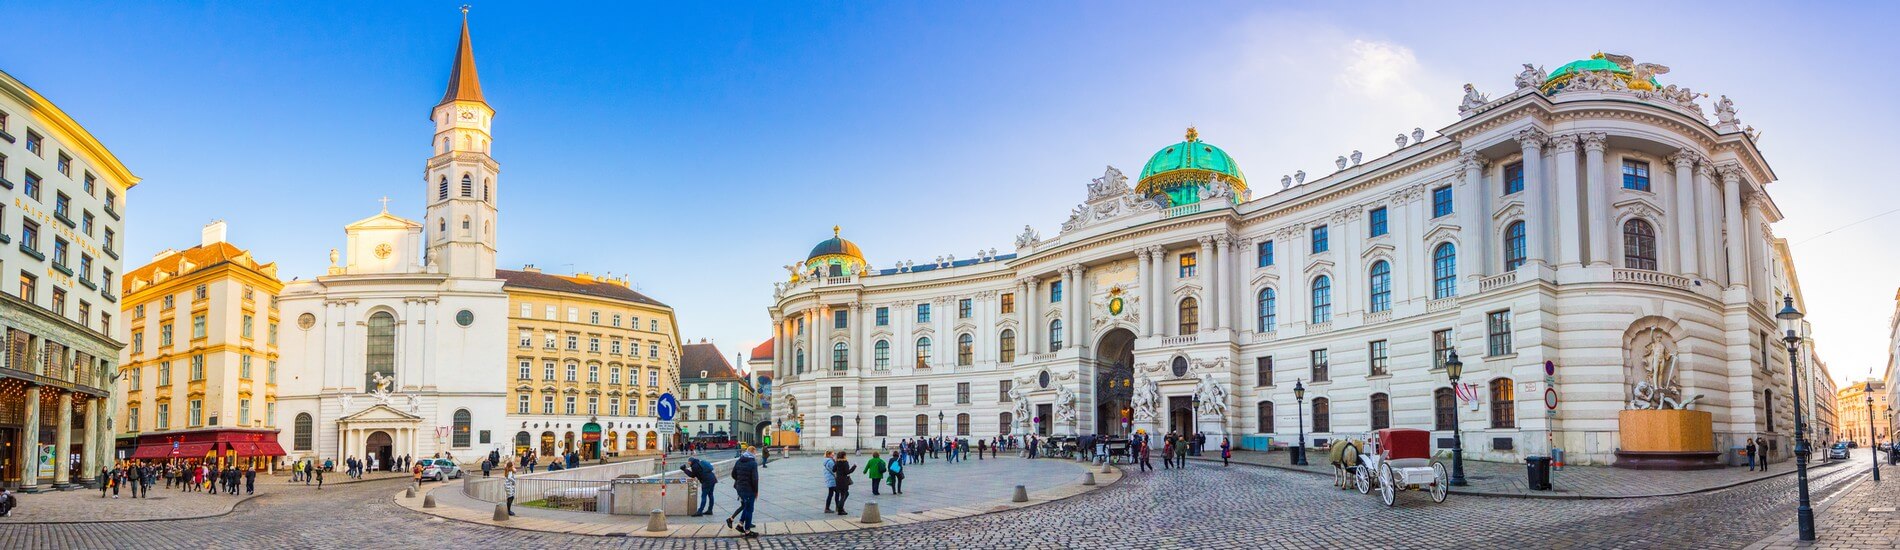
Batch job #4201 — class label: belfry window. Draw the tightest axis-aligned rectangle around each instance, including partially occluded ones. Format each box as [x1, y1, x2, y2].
[438, 177, 449, 200]
[461, 174, 474, 197]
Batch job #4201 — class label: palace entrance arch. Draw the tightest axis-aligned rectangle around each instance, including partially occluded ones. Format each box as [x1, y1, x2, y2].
[1094, 328, 1137, 437]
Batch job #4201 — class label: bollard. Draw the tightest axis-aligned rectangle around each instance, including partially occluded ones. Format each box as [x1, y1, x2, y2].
[1012, 485, 1029, 503]
[1083, 473, 1096, 486]
[405, 486, 417, 498]
[646, 509, 668, 532]
[423, 494, 437, 508]
[860, 501, 882, 523]
[493, 503, 509, 521]
[1100, 462, 1113, 474]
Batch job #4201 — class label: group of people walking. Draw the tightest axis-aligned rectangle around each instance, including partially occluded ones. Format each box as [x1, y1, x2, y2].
[98, 461, 260, 498]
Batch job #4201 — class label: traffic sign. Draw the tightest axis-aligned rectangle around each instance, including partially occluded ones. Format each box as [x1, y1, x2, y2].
[657, 393, 679, 421]
[656, 421, 676, 434]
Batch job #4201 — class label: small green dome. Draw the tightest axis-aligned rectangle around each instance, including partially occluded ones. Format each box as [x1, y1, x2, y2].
[1136, 127, 1247, 206]
[1542, 53, 1661, 93]
[807, 226, 863, 262]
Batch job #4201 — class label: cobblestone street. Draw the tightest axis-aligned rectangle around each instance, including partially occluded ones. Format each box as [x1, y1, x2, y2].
[3, 451, 1889, 549]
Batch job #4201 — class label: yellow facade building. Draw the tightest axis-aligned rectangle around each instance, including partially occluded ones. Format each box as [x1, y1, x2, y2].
[499, 266, 681, 459]
[117, 221, 285, 467]
[1837, 379, 1890, 447]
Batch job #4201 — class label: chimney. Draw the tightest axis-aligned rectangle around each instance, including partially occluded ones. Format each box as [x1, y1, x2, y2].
[522, 264, 540, 273]
[201, 220, 228, 246]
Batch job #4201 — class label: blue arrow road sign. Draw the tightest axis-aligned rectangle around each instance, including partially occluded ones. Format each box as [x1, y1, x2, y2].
[657, 393, 679, 421]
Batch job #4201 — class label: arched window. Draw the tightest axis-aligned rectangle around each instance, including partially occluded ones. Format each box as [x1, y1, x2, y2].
[1257, 288, 1277, 332]
[1368, 261, 1391, 313]
[873, 340, 890, 370]
[915, 414, 930, 436]
[293, 412, 313, 451]
[1048, 319, 1064, 352]
[1178, 297, 1199, 335]
[461, 215, 471, 232]
[916, 337, 932, 367]
[998, 329, 1016, 363]
[452, 408, 472, 448]
[1369, 393, 1390, 430]
[832, 342, 848, 370]
[1623, 219, 1658, 270]
[957, 413, 971, 436]
[873, 415, 888, 436]
[365, 312, 395, 390]
[829, 415, 844, 437]
[437, 177, 448, 200]
[437, 218, 445, 234]
[461, 174, 474, 197]
[1432, 243, 1457, 299]
[1503, 221, 1527, 271]
[1312, 397, 1331, 433]
[1256, 401, 1274, 433]
[483, 178, 491, 201]
[1489, 378, 1516, 428]
[957, 333, 974, 366]
[1435, 388, 1456, 430]
[999, 412, 1014, 435]
[1310, 276, 1332, 324]
[794, 348, 805, 374]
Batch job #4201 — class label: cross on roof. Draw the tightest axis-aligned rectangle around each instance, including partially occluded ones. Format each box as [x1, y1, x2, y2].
[379, 196, 391, 212]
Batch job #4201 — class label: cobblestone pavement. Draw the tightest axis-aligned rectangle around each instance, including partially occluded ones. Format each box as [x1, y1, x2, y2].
[0, 481, 258, 523]
[0, 449, 1881, 549]
[1749, 455, 1900, 550]
[1190, 448, 1855, 497]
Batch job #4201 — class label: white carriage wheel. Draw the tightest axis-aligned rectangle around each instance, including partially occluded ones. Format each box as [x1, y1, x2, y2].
[1377, 462, 1396, 506]
[1430, 462, 1449, 503]
[1354, 465, 1372, 495]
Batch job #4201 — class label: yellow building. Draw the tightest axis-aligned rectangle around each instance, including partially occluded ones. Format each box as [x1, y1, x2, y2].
[1837, 379, 1890, 447]
[117, 222, 284, 468]
[499, 266, 681, 459]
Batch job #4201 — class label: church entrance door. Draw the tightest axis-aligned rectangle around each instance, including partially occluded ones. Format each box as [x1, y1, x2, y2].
[365, 431, 393, 470]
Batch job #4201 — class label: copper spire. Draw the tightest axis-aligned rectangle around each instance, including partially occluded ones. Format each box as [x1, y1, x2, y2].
[439, 7, 486, 106]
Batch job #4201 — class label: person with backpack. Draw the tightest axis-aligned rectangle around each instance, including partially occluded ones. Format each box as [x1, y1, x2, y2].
[864, 452, 886, 495]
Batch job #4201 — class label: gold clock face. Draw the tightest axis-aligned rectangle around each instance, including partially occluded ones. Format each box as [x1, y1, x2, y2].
[374, 243, 393, 259]
[460, 110, 475, 120]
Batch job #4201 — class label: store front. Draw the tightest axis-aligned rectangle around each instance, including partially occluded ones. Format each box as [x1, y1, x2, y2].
[125, 428, 287, 470]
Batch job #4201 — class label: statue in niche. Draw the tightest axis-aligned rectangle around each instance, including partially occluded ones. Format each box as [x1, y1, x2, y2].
[1629, 328, 1703, 410]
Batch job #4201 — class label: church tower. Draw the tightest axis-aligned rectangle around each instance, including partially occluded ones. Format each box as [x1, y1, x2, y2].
[424, 9, 499, 279]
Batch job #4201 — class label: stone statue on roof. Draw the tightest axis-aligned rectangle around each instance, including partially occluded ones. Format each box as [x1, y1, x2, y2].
[1515, 63, 1547, 91]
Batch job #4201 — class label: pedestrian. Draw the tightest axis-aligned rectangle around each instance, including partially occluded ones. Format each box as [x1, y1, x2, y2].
[865, 451, 885, 495]
[978, 439, 987, 461]
[683, 456, 717, 516]
[1162, 437, 1175, 469]
[1757, 437, 1770, 473]
[761, 445, 770, 469]
[887, 453, 904, 494]
[1745, 438, 1758, 471]
[831, 451, 855, 516]
[1175, 435, 1189, 468]
[822, 451, 838, 513]
[501, 464, 519, 515]
[1139, 437, 1154, 472]
[1221, 437, 1232, 466]
[728, 446, 760, 537]
[0, 487, 14, 517]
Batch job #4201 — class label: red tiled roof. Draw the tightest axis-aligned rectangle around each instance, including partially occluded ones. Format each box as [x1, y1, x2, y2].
[123, 242, 265, 294]
[497, 269, 668, 307]
[749, 338, 774, 360]
[680, 342, 743, 381]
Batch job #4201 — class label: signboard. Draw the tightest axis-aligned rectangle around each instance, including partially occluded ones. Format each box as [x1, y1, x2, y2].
[656, 420, 676, 434]
[37, 444, 55, 475]
[656, 393, 679, 422]
[582, 422, 602, 442]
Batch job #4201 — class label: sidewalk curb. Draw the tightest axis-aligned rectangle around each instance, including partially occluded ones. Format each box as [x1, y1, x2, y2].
[1184, 453, 1852, 500]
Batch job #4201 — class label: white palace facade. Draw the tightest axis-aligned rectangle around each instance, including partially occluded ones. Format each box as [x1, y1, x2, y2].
[766, 54, 1813, 465]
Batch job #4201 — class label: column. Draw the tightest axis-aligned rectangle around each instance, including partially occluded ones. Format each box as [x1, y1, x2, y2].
[1458, 151, 1488, 282]
[1196, 237, 1214, 332]
[1214, 235, 1232, 331]
[19, 385, 39, 489]
[80, 397, 97, 484]
[1072, 265, 1090, 348]
[1696, 161, 1721, 283]
[1226, 236, 1243, 330]
[1025, 280, 1041, 354]
[1149, 247, 1166, 337]
[1749, 206, 1773, 305]
[1581, 132, 1611, 266]
[1515, 128, 1549, 266]
[1282, 229, 1305, 322]
[1339, 211, 1362, 313]
[1670, 151, 1700, 277]
[50, 391, 71, 486]
[1551, 134, 1583, 267]
[1720, 164, 1747, 290]
[937, 297, 952, 364]
[1136, 251, 1154, 336]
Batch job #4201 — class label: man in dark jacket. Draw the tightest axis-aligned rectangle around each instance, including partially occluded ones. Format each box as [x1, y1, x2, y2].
[683, 456, 718, 516]
[831, 452, 856, 516]
[727, 446, 760, 537]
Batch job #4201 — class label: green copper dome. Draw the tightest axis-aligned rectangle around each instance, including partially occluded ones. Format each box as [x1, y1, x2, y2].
[1137, 127, 1247, 207]
[1542, 53, 1661, 93]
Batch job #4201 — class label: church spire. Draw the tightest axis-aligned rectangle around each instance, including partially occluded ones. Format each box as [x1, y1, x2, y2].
[439, 6, 485, 106]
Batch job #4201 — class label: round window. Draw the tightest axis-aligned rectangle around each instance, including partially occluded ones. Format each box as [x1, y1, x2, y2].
[1038, 370, 1051, 389]
[297, 312, 316, 330]
[1171, 356, 1189, 378]
[456, 309, 475, 327]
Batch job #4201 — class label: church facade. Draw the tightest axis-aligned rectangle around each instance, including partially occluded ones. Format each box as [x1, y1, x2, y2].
[767, 55, 1814, 465]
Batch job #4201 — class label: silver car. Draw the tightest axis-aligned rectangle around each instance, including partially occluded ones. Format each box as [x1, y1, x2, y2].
[420, 458, 463, 481]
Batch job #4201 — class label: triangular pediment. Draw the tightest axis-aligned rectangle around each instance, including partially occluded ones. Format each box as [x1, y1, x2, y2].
[338, 403, 423, 422]
[345, 211, 423, 231]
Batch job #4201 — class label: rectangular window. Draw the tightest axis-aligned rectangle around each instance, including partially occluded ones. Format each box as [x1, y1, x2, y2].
[23, 171, 42, 201]
[1433, 329, 1454, 370]
[519, 395, 529, 414]
[1487, 310, 1514, 357]
[590, 311, 600, 324]
[651, 320, 658, 331]
[589, 337, 600, 353]
[268, 361, 277, 384]
[875, 307, 889, 326]
[158, 361, 172, 386]
[25, 131, 42, 156]
[543, 361, 556, 381]
[82, 211, 94, 236]
[834, 309, 848, 329]
[518, 360, 530, 380]
[957, 382, 970, 404]
[915, 384, 929, 406]
[56, 152, 71, 176]
[917, 303, 931, 323]
[17, 272, 34, 303]
[958, 298, 972, 319]
[566, 363, 577, 382]
[544, 395, 555, 414]
[566, 335, 578, 350]
[103, 228, 114, 254]
[544, 334, 556, 349]
[190, 355, 205, 381]
[1310, 349, 1329, 382]
[1431, 185, 1453, 218]
[830, 387, 844, 407]
[1490, 380, 1517, 429]
[588, 364, 600, 382]
[1256, 240, 1275, 267]
[545, 305, 556, 320]
[1368, 207, 1388, 237]
[1368, 340, 1389, 377]
[241, 314, 254, 339]
[649, 370, 658, 386]
[1256, 356, 1273, 387]
[194, 284, 207, 301]
[610, 367, 621, 384]
[132, 331, 144, 353]
[160, 323, 172, 347]
[1000, 380, 1013, 402]
[53, 237, 68, 267]
[1311, 225, 1329, 253]
[128, 406, 140, 432]
[240, 355, 253, 379]
[1179, 252, 1199, 278]
[240, 400, 251, 425]
[1051, 280, 1063, 302]
[609, 398, 620, 416]
[157, 403, 169, 429]
[650, 343, 661, 359]
[875, 386, 888, 407]
[1504, 162, 1524, 195]
[999, 294, 1016, 315]
[189, 400, 203, 427]
[54, 192, 70, 220]
[588, 397, 599, 415]
[567, 307, 578, 322]
[519, 330, 531, 348]
[611, 340, 622, 354]
[192, 314, 206, 339]
[20, 219, 39, 254]
[565, 396, 576, 415]
[1622, 160, 1651, 191]
[520, 303, 531, 317]
[612, 313, 622, 327]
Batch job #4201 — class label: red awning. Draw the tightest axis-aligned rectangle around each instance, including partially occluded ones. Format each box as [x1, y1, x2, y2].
[253, 439, 287, 457]
[173, 442, 216, 458]
[129, 444, 171, 459]
[227, 442, 260, 456]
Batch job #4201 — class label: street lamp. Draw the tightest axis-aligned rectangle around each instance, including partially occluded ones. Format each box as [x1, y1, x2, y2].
[1190, 395, 1202, 456]
[1776, 295, 1816, 541]
[855, 414, 862, 451]
[1867, 393, 1881, 482]
[1292, 379, 1308, 466]
[938, 411, 946, 437]
[1445, 350, 1468, 487]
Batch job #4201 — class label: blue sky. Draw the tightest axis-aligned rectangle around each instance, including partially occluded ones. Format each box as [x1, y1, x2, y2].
[5, 1, 1895, 385]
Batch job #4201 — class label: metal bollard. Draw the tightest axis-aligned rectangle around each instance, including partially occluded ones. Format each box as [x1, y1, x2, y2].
[1083, 473, 1096, 486]
[493, 503, 509, 521]
[1012, 485, 1028, 502]
[860, 501, 882, 523]
[646, 509, 668, 532]
[423, 494, 437, 508]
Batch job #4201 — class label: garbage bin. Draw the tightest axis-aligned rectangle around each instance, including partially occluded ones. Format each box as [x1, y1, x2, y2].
[1525, 456, 1553, 491]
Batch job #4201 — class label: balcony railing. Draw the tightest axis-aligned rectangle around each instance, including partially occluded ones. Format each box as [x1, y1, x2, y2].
[1363, 310, 1391, 324]
[1250, 330, 1276, 344]
[1160, 334, 1199, 347]
[1308, 321, 1333, 333]
[1163, 202, 1203, 218]
[1426, 297, 1458, 312]
[1612, 269, 1691, 291]
[1479, 271, 1518, 293]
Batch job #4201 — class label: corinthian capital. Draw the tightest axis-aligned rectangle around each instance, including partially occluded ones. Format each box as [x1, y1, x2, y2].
[1716, 162, 1746, 182]
[1666, 149, 1698, 167]
[1579, 132, 1608, 152]
[1196, 235, 1215, 248]
[1213, 233, 1232, 246]
[1459, 151, 1489, 172]
[1548, 133, 1580, 153]
[1513, 127, 1549, 150]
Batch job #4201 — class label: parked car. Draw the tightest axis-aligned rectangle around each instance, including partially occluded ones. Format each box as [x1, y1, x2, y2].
[420, 458, 462, 481]
[1829, 442, 1851, 460]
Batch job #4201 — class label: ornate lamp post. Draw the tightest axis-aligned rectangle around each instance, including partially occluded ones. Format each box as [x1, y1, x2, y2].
[855, 414, 863, 451]
[938, 411, 946, 437]
[1777, 295, 1816, 541]
[1292, 379, 1308, 465]
[1445, 350, 1467, 487]
[1190, 395, 1202, 456]
[1867, 394, 1881, 481]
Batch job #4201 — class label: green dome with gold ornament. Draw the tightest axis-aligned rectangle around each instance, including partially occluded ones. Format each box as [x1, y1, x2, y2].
[1541, 52, 1663, 94]
[1137, 127, 1247, 207]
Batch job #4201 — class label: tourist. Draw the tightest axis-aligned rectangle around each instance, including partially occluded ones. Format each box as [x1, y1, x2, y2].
[1174, 436, 1189, 468]
[728, 445, 760, 537]
[886, 453, 904, 494]
[760, 445, 770, 469]
[1162, 436, 1175, 469]
[245, 467, 257, 494]
[822, 451, 838, 514]
[1745, 438, 1758, 471]
[1757, 437, 1770, 472]
[1221, 437, 1232, 467]
[831, 451, 855, 516]
[1138, 436, 1153, 472]
[0, 487, 15, 517]
[683, 455, 717, 516]
[977, 439, 987, 461]
[865, 451, 885, 495]
[502, 465, 518, 516]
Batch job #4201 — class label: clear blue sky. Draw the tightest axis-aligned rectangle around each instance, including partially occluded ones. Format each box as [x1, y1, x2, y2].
[5, 1, 1896, 385]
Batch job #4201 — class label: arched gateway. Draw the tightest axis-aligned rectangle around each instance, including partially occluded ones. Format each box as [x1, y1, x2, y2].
[1094, 328, 1137, 436]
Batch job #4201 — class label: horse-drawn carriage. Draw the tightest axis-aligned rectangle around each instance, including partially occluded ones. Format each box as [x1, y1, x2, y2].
[1329, 428, 1449, 506]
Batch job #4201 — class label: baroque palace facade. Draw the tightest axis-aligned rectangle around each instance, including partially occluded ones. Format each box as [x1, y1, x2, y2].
[769, 54, 1813, 465]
